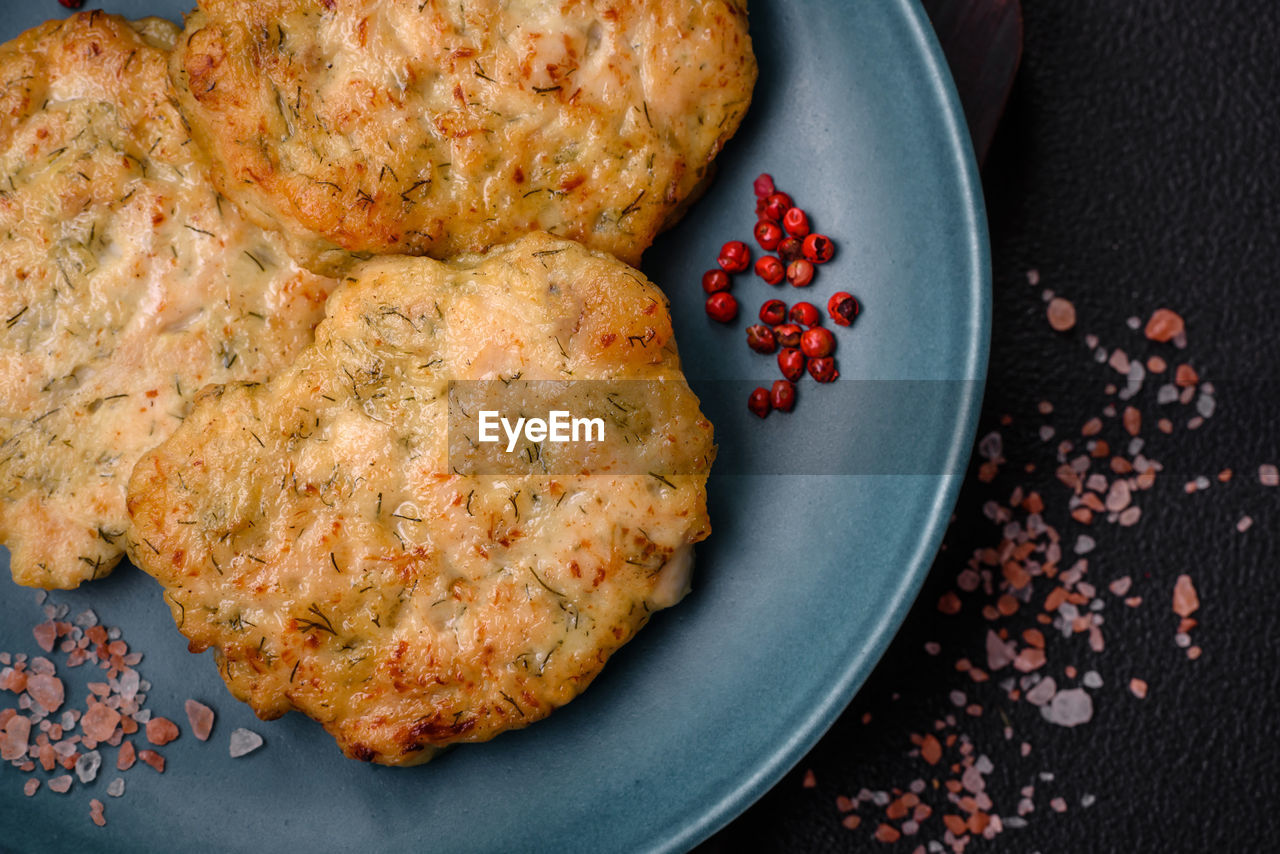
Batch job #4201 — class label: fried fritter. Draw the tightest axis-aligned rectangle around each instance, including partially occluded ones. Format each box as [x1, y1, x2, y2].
[125, 233, 715, 766]
[170, 0, 756, 273]
[0, 13, 336, 589]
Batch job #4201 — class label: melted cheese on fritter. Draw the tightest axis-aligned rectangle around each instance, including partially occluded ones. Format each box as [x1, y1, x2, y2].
[125, 233, 715, 765]
[170, 0, 756, 273]
[0, 13, 336, 589]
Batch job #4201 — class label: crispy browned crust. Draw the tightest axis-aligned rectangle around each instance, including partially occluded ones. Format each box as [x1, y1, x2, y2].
[126, 233, 715, 765]
[170, 0, 756, 273]
[0, 12, 337, 589]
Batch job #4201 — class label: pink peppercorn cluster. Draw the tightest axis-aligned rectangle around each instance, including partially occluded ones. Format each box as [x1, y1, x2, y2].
[702, 173, 862, 418]
[702, 174, 840, 325]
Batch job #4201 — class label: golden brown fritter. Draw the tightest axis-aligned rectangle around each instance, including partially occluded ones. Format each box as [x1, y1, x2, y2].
[0, 13, 337, 589]
[170, 0, 756, 273]
[125, 233, 715, 765]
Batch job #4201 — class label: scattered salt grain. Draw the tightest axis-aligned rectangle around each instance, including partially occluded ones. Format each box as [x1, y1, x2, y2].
[89, 798, 106, 828]
[1259, 464, 1279, 487]
[75, 749, 102, 784]
[1047, 298, 1076, 332]
[32, 623, 57, 654]
[0, 714, 31, 761]
[1118, 506, 1142, 527]
[1172, 575, 1199, 618]
[229, 728, 264, 758]
[1144, 308, 1184, 342]
[23, 777, 39, 796]
[1237, 516, 1253, 533]
[117, 740, 136, 771]
[145, 716, 180, 746]
[1041, 688, 1093, 727]
[107, 777, 125, 798]
[1024, 677, 1057, 707]
[137, 749, 166, 773]
[117, 669, 140, 700]
[81, 703, 121, 742]
[1129, 679, 1148, 699]
[1082, 671, 1103, 689]
[47, 774, 72, 794]
[185, 699, 216, 741]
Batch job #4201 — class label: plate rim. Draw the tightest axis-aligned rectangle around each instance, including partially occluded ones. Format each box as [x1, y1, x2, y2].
[656, 1, 993, 850]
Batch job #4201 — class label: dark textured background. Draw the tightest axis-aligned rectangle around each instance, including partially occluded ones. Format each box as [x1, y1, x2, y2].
[702, 1, 1280, 850]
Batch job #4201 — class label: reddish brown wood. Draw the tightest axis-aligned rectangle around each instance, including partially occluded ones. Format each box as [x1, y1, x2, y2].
[920, 0, 1023, 162]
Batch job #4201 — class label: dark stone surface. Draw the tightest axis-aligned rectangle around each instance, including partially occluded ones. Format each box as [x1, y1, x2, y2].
[700, 1, 1280, 850]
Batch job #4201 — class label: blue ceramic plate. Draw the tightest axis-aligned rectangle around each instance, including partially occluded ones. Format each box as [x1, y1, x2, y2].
[0, 1, 988, 851]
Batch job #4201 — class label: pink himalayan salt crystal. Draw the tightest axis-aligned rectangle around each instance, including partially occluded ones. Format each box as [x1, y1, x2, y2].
[146, 716, 180, 746]
[1025, 677, 1057, 706]
[0, 666, 27, 694]
[117, 740, 136, 771]
[47, 774, 73, 794]
[1047, 298, 1076, 332]
[1105, 480, 1131, 512]
[986, 631, 1016, 671]
[1118, 505, 1142, 527]
[90, 798, 107, 827]
[37, 741, 56, 771]
[185, 699, 215, 742]
[229, 728, 264, 758]
[1144, 308, 1185, 342]
[24, 778, 39, 796]
[32, 622, 57, 653]
[1041, 688, 1094, 727]
[1260, 464, 1279, 487]
[81, 703, 122, 743]
[26, 673, 64, 713]
[1172, 575, 1200, 618]
[138, 749, 166, 773]
[1013, 647, 1046, 672]
[0, 713, 31, 761]
[1130, 678, 1149, 699]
